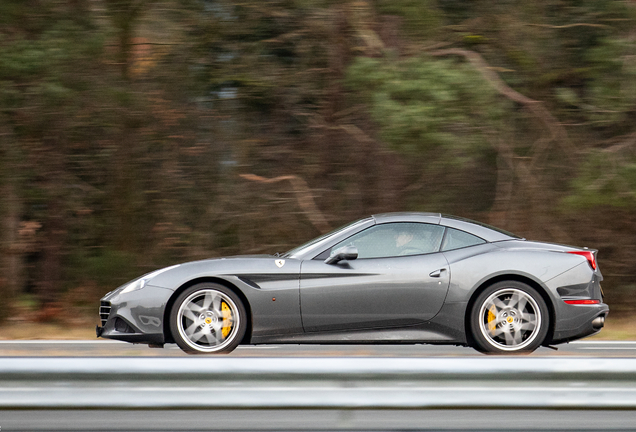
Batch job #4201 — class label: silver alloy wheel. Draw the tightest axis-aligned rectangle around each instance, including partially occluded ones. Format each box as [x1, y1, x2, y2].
[478, 288, 541, 351]
[176, 289, 240, 353]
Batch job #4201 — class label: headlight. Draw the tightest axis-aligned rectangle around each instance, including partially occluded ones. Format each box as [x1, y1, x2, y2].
[120, 278, 146, 294]
[119, 265, 180, 294]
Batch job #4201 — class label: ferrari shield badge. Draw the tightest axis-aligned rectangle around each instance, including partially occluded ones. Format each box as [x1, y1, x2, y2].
[275, 259, 285, 268]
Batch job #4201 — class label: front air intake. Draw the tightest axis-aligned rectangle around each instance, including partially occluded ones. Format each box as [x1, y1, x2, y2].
[99, 301, 111, 326]
[114, 317, 134, 333]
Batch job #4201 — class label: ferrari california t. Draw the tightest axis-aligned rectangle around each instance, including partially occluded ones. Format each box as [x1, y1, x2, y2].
[97, 213, 608, 354]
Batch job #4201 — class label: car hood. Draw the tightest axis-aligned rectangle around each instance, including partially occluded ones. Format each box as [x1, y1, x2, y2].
[144, 254, 299, 291]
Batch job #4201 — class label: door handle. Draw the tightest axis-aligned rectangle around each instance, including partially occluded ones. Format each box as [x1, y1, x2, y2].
[429, 268, 446, 278]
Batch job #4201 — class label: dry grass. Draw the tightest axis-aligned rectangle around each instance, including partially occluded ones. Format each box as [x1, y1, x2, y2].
[0, 316, 98, 340]
[0, 293, 100, 340]
[586, 315, 636, 340]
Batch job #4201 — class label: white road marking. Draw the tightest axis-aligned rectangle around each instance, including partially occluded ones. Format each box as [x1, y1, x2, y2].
[0, 340, 123, 344]
[237, 346, 280, 349]
[571, 341, 636, 344]
[577, 347, 636, 350]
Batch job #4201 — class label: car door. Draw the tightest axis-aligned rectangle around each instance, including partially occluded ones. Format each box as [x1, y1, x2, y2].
[299, 222, 451, 333]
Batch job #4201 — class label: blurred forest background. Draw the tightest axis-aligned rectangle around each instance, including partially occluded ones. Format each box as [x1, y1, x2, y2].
[1, 0, 636, 329]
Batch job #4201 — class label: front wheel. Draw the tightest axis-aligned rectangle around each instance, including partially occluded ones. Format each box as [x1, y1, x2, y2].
[170, 283, 247, 354]
[470, 281, 549, 354]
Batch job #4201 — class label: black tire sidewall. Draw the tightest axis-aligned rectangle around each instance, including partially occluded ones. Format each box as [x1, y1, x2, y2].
[470, 281, 549, 354]
[169, 283, 247, 354]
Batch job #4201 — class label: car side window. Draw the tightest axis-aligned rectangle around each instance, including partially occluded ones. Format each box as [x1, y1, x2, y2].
[328, 223, 445, 259]
[441, 227, 485, 251]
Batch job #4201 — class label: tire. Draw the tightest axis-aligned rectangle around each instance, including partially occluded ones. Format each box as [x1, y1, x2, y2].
[169, 283, 247, 354]
[469, 281, 549, 354]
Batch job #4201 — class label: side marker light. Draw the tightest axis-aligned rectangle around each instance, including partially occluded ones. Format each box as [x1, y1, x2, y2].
[564, 299, 600, 305]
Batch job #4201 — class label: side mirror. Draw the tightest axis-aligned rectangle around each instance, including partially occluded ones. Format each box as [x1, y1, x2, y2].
[324, 245, 358, 265]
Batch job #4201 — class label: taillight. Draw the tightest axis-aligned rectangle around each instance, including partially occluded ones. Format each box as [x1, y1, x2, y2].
[564, 299, 600, 305]
[568, 250, 597, 270]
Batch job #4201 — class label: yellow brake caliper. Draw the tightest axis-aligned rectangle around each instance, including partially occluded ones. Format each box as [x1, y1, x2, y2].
[221, 301, 232, 338]
[487, 305, 497, 334]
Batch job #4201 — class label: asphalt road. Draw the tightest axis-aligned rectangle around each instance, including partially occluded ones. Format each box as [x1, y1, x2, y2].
[1, 339, 636, 356]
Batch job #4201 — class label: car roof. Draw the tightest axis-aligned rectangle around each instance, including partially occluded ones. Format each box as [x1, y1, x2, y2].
[371, 212, 519, 242]
[372, 212, 441, 225]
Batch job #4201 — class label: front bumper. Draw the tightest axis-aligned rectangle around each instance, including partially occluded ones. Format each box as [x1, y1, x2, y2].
[97, 285, 173, 345]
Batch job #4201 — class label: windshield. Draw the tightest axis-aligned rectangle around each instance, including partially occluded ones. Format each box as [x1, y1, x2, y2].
[283, 217, 372, 258]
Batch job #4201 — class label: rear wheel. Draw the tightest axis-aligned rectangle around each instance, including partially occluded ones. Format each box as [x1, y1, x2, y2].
[470, 281, 549, 354]
[170, 283, 246, 354]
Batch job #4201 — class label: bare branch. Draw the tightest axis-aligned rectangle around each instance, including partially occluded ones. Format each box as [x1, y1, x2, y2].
[239, 174, 331, 233]
[347, 1, 385, 55]
[420, 41, 455, 52]
[525, 23, 610, 29]
[429, 49, 533, 104]
[601, 131, 636, 155]
[337, 124, 375, 143]
[105, 42, 184, 46]
[429, 48, 576, 162]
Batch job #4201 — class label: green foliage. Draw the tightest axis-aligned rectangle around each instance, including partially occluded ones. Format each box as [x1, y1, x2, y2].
[566, 151, 636, 209]
[0, 19, 105, 132]
[65, 249, 140, 289]
[462, 34, 488, 45]
[374, 0, 442, 39]
[346, 55, 506, 159]
[199, 0, 334, 115]
[2, 0, 636, 318]
[584, 37, 636, 126]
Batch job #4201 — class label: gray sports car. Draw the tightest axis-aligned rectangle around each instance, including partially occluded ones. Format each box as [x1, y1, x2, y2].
[97, 213, 608, 354]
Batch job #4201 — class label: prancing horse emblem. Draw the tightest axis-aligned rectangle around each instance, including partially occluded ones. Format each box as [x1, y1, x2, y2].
[275, 259, 285, 268]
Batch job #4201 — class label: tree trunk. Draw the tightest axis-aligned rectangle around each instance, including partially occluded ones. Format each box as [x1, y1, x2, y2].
[1, 181, 24, 318]
[118, 19, 133, 79]
[0, 127, 24, 320]
[38, 198, 64, 306]
[105, 0, 147, 79]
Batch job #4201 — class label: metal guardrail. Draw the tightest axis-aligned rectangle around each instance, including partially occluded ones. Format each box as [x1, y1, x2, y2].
[2, 357, 636, 409]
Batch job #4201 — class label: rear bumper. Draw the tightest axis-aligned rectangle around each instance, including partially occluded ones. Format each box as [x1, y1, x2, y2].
[550, 302, 609, 345]
[546, 261, 608, 344]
